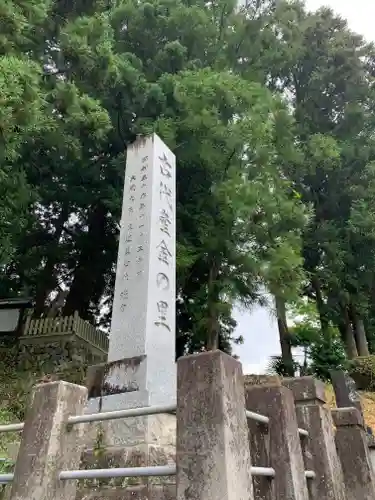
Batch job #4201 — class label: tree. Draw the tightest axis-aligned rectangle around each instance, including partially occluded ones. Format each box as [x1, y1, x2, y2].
[0, 0, 308, 356]
[268, 299, 347, 380]
[0, 0, 52, 267]
[265, 2, 375, 360]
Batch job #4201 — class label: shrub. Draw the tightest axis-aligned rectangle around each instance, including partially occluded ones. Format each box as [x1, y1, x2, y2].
[348, 356, 375, 390]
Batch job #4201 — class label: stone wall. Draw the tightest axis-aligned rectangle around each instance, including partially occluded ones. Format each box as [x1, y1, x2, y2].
[3, 351, 375, 500]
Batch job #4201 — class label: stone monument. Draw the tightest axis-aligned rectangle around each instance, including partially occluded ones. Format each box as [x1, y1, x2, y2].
[81, 134, 177, 497]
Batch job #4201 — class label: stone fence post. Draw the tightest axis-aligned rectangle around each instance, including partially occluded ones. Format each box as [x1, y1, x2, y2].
[9, 381, 88, 500]
[176, 350, 254, 500]
[282, 377, 346, 500]
[245, 381, 309, 500]
[332, 407, 375, 500]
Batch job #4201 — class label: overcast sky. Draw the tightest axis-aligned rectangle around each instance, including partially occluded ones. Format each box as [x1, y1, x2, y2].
[234, 0, 375, 374]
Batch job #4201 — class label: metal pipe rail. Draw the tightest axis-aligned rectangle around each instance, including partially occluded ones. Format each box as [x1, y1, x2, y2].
[59, 465, 176, 480]
[246, 410, 270, 424]
[67, 403, 176, 426]
[245, 410, 308, 438]
[0, 423, 24, 434]
[250, 467, 275, 477]
[298, 428, 309, 437]
[0, 404, 177, 434]
[0, 474, 13, 484]
[0, 467, 316, 484]
[1, 405, 308, 436]
[305, 470, 316, 479]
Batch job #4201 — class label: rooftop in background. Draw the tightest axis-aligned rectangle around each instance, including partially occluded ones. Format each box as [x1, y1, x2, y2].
[0, 298, 33, 310]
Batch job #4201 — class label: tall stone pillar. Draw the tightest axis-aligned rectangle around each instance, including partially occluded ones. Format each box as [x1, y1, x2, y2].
[245, 383, 309, 500]
[332, 407, 375, 500]
[176, 351, 254, 500]
[78, 135, 177, 499]
[282, 377, 346, 500]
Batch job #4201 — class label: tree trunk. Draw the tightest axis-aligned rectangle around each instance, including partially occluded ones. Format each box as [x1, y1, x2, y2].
[340, 305, 358, 359]
[206, 260, 219, 351]
[351, 305, 370, 357]
[34, 207, 69, 316]
[64, 204, 112, 321]
[275, 295, 295, 376]
[311, 276, 330, 335]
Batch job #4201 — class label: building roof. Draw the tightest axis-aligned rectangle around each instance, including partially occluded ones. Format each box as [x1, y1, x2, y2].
[0, 298, 33, 309]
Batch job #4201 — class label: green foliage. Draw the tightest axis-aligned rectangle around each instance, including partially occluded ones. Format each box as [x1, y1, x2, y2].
[271, 300, 347, 380]
[2, 0, 375, 367]
[349, 356, 375, 391]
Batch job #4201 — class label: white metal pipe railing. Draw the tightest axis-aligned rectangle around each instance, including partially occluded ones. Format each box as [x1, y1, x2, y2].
[245, 410, 308, 438]
[250, 467, 275, 477]
[0, 467, 315, 484]
[59, 465, 176, 480]
[0, 406, 309, 449]
[0, 473, 13, 483]
[0, 423, 24, 433]
[298, 428, 309, 437]
[305, 470, 316, 479]
[246, 410, 270, 424]
[67, 403, 176, 426]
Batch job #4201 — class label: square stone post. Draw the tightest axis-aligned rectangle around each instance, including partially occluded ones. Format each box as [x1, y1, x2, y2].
[78, 135, 177, 499]
[9, 381, 88, 500]
[332, 407, 375, 500]
[176, 350, 254, 500]
[282, 377, 346, 500]
[245, 383, 309, 500]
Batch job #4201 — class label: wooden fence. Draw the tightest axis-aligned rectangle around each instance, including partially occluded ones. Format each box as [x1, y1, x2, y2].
[22, 311, 109, 354]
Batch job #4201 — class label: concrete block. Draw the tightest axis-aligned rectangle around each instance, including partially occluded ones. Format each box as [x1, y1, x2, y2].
[245, 384, 309, 500]
[332, 407, 375, 500]
[283, 377, 346, 500]
[9, 381, 88, 500]
[176, 350, 254, 500]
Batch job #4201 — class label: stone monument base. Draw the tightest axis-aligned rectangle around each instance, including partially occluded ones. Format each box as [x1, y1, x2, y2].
[76, 358, 176, 500]
[76, 484, 176, 500]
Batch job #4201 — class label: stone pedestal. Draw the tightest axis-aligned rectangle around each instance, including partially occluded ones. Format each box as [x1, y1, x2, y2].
[282, 377, 346, 500]
[245, 384, 309, 500]
[77, 135, 178, 499]
[332, 407, 375, 500]
[76, 357, 176, 500]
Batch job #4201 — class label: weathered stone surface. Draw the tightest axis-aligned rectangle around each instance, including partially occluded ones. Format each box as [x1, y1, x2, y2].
[244, 374, 281, 388]
[283, 377, 346, 500]
[176, 350, 254, 500]
[86, 356, 146, 399]
[108, 134, 176, 408]
[82, 412, 176, 450]
[80, 136, 178, 500]
[332, 406, 363, 427]
[330, 370, 364, 424]
[245, 384, 309, 500]
[9, 381, 88, 500]
[368, 437, 375, 476]
[80, 353, 176, 500]
[77, 442, 175, 494]
[77, 402, 176, 498]
[283, 376, 326, 404]
[332, 407, 375, 500]
[76, 485, 176, 500]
